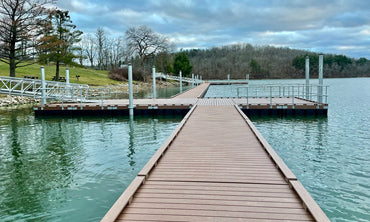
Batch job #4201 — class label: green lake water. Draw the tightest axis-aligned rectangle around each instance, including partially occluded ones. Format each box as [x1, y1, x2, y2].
[206, 78, 370, 222]
[0, 78, 369, 221]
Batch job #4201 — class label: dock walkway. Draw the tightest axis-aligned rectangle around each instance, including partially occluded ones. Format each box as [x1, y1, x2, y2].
[102, 104, 329, 221]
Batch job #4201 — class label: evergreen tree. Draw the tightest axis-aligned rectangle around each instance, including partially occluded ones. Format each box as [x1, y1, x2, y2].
[38, 9, 82, 79]
[173, 52, 192, 77]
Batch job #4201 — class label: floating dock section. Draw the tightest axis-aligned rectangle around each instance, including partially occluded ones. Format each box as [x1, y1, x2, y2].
[34, 83, 328, 116]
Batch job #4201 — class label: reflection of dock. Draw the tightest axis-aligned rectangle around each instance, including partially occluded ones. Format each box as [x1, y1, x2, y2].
[35, 83, 328, 116]
[102, 104, 329, 221]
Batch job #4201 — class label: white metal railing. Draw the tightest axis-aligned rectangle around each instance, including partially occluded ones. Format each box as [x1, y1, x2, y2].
[155, 73, 204, 84]
[0, 76, 141, 110]
[236, 84, 328, 104]
[207, 79, 249, 84]
[0, 76, 89, 101]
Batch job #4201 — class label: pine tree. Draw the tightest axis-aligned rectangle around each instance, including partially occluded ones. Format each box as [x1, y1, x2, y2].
[174, 52, 192, 77]
[38, 9, 82, 79]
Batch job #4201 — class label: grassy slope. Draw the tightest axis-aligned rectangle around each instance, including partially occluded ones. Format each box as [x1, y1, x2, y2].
[0, 61, 123, 86]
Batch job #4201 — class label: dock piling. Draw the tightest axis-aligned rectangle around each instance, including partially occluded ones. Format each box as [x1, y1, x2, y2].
[152, 66, 156, 99]
[305, 56, 310, 99]
[128, 63, 134, 116]
[318, 54, 324, 103]
[179, 70, 183, 93]
[40, 66, 46, 109]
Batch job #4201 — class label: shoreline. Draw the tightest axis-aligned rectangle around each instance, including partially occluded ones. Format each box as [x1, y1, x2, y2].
[0, 80, 180, 108]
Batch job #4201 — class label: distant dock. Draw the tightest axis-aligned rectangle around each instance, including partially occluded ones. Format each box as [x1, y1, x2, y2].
[34, 83, 328, 116]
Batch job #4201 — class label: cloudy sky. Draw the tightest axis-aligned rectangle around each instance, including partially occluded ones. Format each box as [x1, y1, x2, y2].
[57, 0, 370, 59]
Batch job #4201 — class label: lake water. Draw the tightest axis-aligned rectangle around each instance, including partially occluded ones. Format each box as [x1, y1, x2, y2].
[206, 78, 370, 222]
[0, 78, 369, 221]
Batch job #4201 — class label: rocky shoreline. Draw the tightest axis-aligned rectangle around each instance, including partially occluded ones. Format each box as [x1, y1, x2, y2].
[0, 95, 40, 107]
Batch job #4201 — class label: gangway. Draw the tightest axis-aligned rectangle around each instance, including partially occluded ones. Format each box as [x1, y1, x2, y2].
[0, 76, 89, 102]
[155, 73, 204, 84]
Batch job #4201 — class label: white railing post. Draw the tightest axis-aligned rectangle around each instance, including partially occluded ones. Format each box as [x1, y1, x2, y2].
[128, 63, 134, 116]
[192, 73, 194, 87]
[41, 66, 46, 108]
[227, 74, 230, 85]
[305, 56, 310, 99]
[152, 66, 156, 99]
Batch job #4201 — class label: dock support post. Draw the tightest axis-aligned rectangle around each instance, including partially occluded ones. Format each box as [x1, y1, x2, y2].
[246, 74, 249, 82]
[66, 68, 70, 97]
[179, 70, 183, 93]
[66, 68, 70, 84]
[227, 74, 230, 85]
[128, 63, 134, 116]
[192, 73, 194, 87]
[305, 56, 310, 99]
[40, 66, 46, 109]
[152, 66, 156, 99]
[318, 54, 324, 103]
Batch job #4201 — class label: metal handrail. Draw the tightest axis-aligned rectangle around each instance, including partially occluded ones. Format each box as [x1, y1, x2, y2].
[236, 84, 329, 104]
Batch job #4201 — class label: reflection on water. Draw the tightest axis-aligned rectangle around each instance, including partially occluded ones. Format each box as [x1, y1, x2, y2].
[0, 108, 182, 221]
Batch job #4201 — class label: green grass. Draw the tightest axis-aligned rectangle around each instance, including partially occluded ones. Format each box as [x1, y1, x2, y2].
[0, 61, 123, 86]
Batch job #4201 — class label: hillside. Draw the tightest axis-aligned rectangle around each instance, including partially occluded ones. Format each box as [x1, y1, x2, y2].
[0, 62, 121, 86]
[183, 44, 370, 79]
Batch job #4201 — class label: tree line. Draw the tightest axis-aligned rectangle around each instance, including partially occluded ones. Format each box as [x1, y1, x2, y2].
[180, 44, 369, 79]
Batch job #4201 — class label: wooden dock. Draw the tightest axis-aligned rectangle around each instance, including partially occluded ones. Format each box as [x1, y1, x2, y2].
[102, 104, 329, 221]
[34, 83, 328, 116]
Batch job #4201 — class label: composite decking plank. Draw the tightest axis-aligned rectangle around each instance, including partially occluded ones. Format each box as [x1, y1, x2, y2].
[122, 208, 313, 221]
[127, 202, 309, 214]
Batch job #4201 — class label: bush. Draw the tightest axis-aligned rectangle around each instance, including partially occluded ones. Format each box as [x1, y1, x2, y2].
[108, 67, 145, 81]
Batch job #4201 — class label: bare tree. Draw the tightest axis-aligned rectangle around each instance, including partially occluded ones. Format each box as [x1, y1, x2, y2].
[95, 27, 105, 70]
[83, 34, 96, 67]
[0, 0, 55, 77]
[125, 25, 169, 66]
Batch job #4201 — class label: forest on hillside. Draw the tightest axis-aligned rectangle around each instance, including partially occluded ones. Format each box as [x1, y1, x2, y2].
[177, 43, 370, 80]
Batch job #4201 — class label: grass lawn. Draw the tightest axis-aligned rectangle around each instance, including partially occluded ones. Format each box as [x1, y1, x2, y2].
[0, 61, 123, 86]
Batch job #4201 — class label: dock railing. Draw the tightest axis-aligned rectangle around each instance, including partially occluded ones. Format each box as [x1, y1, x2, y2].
[237, 84, 328, 104]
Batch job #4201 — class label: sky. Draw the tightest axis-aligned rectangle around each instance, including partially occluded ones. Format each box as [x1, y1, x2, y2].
[57, 0, 370, 59]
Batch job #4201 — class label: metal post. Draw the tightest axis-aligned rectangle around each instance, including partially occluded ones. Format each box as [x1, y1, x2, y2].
[292, 86, 295, 108]
[318, 54, 324, 103]
[40, 66, 46, 108]
[179, 70, 183, 93]
[246, 87, 249, 108]
[66, 68, 70, 84]
[128, 63, 134, 116]
[152, 66, 156, 99]
[101, 87, 104, 109]
[305, 56, 310, 99]
[270, 86, 272, 108]
[192, 73, 194, 87]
